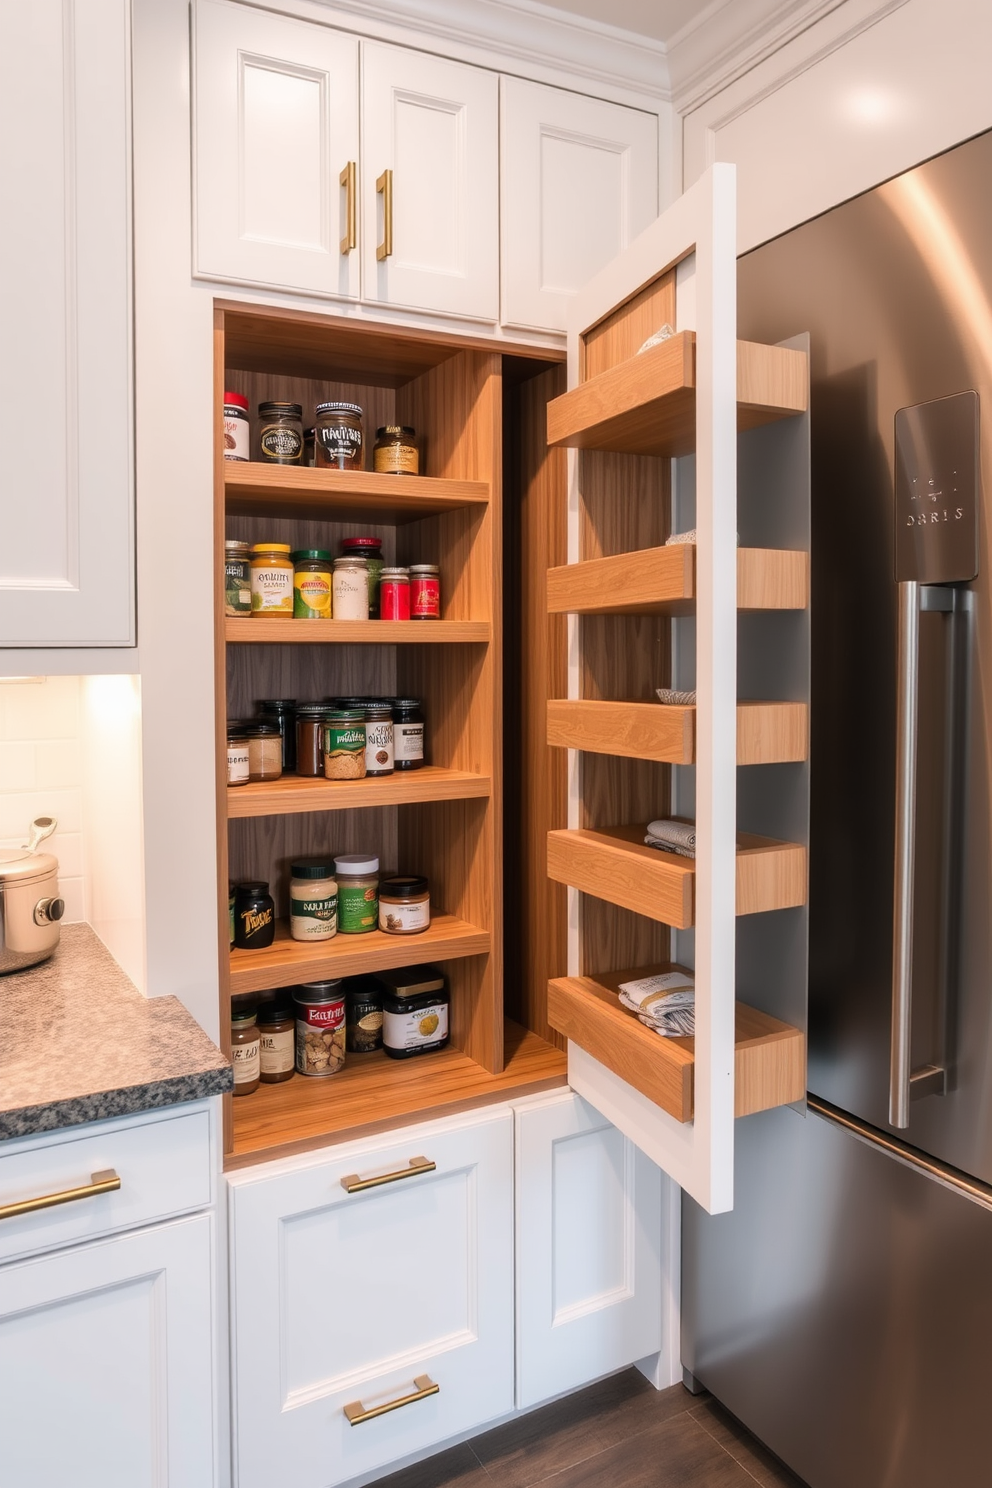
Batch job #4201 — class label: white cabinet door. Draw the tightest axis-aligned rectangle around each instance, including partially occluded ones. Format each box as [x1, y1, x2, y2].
[0, 0, 133, 647]
[193, 0, 360, 299]
[500, 77, 659, 334]
[0, 1214, 216, 1488]
[515, 1091, 662, 1409]
[229, 1109, 514, 1488]
[361, 43, 499, 321]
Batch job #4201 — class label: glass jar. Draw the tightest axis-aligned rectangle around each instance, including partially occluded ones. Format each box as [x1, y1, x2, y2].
[231, 1007, 261, 1094]
[257, 401, 303, 464]
[294, 980, 346, 1076]
[295, 704, 331, 777]
[373, 425, 419, 476]
[346, 977, 384, 1054]
[257, 1001, 295, 1083]
[246, 720, 282, 782]
[332, 556, 369, 621]
[392, 698, 425, 770]
[250, 543, 294, 617]
[233, 881, 275, 950]
[303, 426, 315, 467]
[224, 539, 252, 616]
[380, 567, 411, 621]
[315, 402, 363, 469]
[257, 699, 297, 773]
[226, 723, 250, 786]
[289, 859, 338, 942]
[292, 549, 332, 620]
[341, 537, 383, 617]
[379, 875, 430, 935]
[363, 705, 394, 777]
[323, 710, 366, 780]
[223, 392, 250, 462]
[334, 854, 379, 934]
[409, 564, 441, 619]
[379, 966, 449, 1059]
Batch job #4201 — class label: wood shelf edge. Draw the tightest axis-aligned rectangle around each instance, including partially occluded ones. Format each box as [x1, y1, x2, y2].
[225, 618, 492, 644]
[546, 698, 808, 766]
[227, 768, 493, 819]
[546, 546, 808, 616]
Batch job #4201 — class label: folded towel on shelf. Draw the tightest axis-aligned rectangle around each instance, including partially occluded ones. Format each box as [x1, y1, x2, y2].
[645, 818, 696, 858]
[656, 687, 697, 705]
[618, 970, 695, 1038]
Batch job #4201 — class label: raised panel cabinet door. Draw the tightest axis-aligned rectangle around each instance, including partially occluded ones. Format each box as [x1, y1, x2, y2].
[0, 1213, 216, 1488]
[229, 1109, 514, 1488]
[0, 0, 133, 646]
[514, 1091, 662, 1408]
[500, 78, 659, 335]
[361, 43, 498, 321]
[193, 0, 360, 299]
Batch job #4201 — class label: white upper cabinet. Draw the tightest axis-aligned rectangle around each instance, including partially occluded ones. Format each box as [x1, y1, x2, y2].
[0, 0, 133, 648]
[500, 77, 659, 335]
[193, 0, 360, 299]
[361, 43, 499, 321]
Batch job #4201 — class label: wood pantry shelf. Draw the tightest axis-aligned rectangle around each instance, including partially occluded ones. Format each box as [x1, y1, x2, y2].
[547, 699, 808, 767]
[547, 969, 804, 1123]
[546, 332, 808, 457]
[229, 914, 490, 997]
[224, 462, 489, 523]
[546, 545, 808, 616]
[225, 618, 491, 644]
[228, 766, 492, 819]
[546, 825, 807, 930]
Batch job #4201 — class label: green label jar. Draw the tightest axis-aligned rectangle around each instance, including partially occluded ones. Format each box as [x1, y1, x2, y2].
[292, 549, 332, 619]
[225, 541, 252, 616]
[323, 712, 366, 780]
[289, 858, 338, 942]
[334, 854, 379, 934]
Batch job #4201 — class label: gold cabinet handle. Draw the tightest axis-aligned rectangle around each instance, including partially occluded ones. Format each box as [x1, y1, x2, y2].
[340, 1156, 435, 1194]
[0, 1169, 121, 1223]
[376, 168, 393, 261]
[344, 1374, 439, 1425]
[339, 161, 356, 254]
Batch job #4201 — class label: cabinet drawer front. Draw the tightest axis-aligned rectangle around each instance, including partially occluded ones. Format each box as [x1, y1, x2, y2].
[230, 1110, 513, 1488]
[0, 1107, 212, 1263]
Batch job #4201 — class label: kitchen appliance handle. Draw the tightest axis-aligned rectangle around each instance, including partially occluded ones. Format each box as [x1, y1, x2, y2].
[890, 580, 919, 1128]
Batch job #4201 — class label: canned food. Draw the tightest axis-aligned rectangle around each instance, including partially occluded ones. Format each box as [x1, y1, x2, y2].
[294, 981, 346, 1076]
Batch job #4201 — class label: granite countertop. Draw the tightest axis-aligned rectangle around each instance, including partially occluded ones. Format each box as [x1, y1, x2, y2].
[0, 924, 232, 1139]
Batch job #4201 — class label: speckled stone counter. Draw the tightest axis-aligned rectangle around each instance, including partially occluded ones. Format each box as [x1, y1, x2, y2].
[0, 923, 232, 1139]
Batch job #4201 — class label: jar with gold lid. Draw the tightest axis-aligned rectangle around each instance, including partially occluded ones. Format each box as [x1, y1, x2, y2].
[373, 425, 419, 476]
[250, 543, 294, 617]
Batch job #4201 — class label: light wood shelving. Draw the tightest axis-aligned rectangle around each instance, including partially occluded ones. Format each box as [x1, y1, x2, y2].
[546, 544, 809, 616]
[226, 618, 491, 644]
[547, 699, 808, 766]
[225, 462, 489, 524]
[228, 766, 492, 820]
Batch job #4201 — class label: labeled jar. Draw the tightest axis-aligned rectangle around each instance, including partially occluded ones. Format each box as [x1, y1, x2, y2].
[258, 1001, 295, 1083]
[341, 537, 383, 617]
[393, 699, 425, 770]
[292, 549, 333, 620]
[289, 859, 338, 942]
[258, 401, 303, 464]
[332, 556, 369, 621]
[295, 704, 331, 778]
[250, 543, 294, 617]
[373, 425, 419, 476]
[234, 881, 275, 950]
[410, 565, 441, 620]
[315, 402, 363, 469]
[231, 1007, 261, 1094]
[224, 540, 252, 616]
[323, 710, 366, 781]
[246, 720, 282, 782]
[223, 392, 250, 462]
[334, 854, 379, 934]
[227, 723, 250, 786]
[257, 699, 297, 773]
[379, 875, 430, 935]
[380, 966, 449, 1059]
[364, 705, 394, 777]
[294, 981, 346, 1076]
[380, 568, 411, 621]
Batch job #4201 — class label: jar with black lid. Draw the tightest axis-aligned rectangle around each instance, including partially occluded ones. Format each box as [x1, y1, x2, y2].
[295, 703, 331, 778]
[227, 722, 250, 787]
[392, 698, 425, 770]
[258, 402, 303, 464]
[363, 704, 394, 777]
[234, 881, 275, 950]
[380, 965, 449, 1059]
[246, 720, 282, 782]
[345, 976, 384, 1054]
[257, 1000, 295, 1083]
[257, 699, 297, 772]
[315, 402, 363, 469]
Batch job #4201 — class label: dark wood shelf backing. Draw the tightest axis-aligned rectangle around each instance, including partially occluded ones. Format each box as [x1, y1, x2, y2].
[546, 699, 808, 766]
[546, 545, 809, 616]
[227, 766, 492, 820]
[224, 462, 489, 524]
[225, 618, 491, 644]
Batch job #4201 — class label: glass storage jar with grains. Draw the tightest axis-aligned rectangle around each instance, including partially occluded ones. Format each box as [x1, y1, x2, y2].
[246, 721, 282, 782]
[257, 402, 303, 464]
[323, 710, 366, 780]
[231, 1006, 260, 1095]
[295, 703, 331, 777]
[257, 699, 297, 772]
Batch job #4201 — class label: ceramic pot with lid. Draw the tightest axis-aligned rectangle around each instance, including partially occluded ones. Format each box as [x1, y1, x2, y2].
[0, 824, 64, 975]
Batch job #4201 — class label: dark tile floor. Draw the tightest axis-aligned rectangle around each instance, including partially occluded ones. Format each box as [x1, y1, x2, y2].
[370, 1369, 808, 1488]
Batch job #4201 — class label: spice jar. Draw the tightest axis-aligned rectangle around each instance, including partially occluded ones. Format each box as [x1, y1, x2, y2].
[303, 427, 315, 467]
[323, 710, 366, 780]
[334, 854, 379, 934]
[315, 402, 363, 469]
[332, 556, 369, 621]
[380, 966, 449, 1059]
[234, 881, 275, 950]
[257, 699, 297, 773]
[224, 540, 252, 616]
[223, 392, 250, 462]
[380, 568, 411, 621]
[341, 537, 383, 617]
[392, 699, 425, 770]
[257, 1001, 295, 1083]
[409, 564, 441, 619]
[250, 543, 294, 617]
[295, 704, 331, 778]
[246, 720, 282, 782]
[294, 980, 346, 1076]
[257, 401, 303, 464]
[227, 723, 250, 787]
[292, 549, 332, 619]
[373, 425, 419, 476]
[379, 875, 430, 934]
[364, 705, 394, 777]
[289, 858, 338, 942]
[231, 1006, 261, 1094]
[346, 977, 384, 1054]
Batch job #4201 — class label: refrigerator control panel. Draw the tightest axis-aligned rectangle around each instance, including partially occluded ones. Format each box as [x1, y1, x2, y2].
[895, 389, 979, 584]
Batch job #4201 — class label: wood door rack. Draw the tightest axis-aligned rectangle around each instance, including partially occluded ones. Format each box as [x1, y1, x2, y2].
[546, 699, 808, 766]
[546, 544, 809, 616]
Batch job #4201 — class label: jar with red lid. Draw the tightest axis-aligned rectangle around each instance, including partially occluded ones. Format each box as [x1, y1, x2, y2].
[379, 567, 410, 621]
[223, 392, 250, 462]
[409, 564, 441, 620]
[341, 537, 383, 617]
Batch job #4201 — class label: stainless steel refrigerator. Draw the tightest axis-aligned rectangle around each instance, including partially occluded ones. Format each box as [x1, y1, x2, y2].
[681, 127, 992, 1487]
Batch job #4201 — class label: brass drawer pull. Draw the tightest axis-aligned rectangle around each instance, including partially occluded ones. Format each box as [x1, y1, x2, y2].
[339, 160, 357, 253]
[340, 1156, 435, 1194]
[344, 1374, 439, 1425]
[376, 168, 393, 261]
[0, 1168, 121, 1222]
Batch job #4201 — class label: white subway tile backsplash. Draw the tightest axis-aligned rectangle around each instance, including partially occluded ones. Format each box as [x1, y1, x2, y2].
[35, 739, 83, 789]
[0, 676, 80, 741]
[58, 877, 88, 924]
[0, 789, 83, 840]
[49, 830, 84, 878]
[0, 741, 37, 792]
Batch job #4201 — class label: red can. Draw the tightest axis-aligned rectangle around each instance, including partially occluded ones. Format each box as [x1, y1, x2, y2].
[380, 567, 411, 621]
[409, 564, 441, 620]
